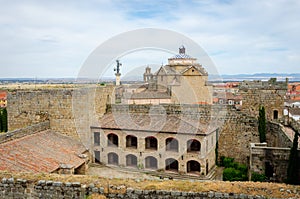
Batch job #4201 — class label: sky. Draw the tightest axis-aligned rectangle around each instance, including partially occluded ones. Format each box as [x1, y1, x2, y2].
[0, 0, 300, 78]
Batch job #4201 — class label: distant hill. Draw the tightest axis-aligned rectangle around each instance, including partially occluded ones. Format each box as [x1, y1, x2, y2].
[1, 73, 300, 83]
[210, 73, 300, 82]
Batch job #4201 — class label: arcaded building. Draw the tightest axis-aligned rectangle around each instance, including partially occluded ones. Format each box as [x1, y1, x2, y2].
[91, 109, 218, 176]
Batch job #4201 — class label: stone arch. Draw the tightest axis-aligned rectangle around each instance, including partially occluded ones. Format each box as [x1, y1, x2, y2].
[126, 154, 137, 168]
[126, 135, 137, 148]
[145, 136, 158, 150]
[145, 156, 158, 169]
[108, 152, 119, 165]
[187, 139, 201, 152]
[187, 160, 201, 173]
[165, 158, 178, 171]
[107, 133, 118, 147]
[166, 137, 178, 152]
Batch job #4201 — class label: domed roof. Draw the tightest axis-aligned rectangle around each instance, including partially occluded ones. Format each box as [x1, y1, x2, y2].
[170, 45, 194, 59]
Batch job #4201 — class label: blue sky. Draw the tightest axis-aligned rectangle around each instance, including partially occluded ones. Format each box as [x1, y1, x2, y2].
[0, 0, 300, 78]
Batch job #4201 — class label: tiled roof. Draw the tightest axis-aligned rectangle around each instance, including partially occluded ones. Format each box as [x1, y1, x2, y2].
[98, 113, 216, 135]
[0, 130, 87, 173]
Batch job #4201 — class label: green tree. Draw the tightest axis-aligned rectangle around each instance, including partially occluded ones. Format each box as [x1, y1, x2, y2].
[258, 106, 266, 143]
[0, 108, 7, 132]
[0, 109, 2, 132]
[286, 132, 299, 185]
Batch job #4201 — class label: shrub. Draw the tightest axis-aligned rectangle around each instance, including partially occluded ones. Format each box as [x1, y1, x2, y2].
[251, 172, 267, 182]
[221, 156, 248, 181]
[223, 168, 247, 181]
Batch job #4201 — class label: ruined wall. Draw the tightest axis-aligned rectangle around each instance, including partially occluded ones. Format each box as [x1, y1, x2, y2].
[239, 81, 286, 121]
[218, 110, 259, 164]
[0, 177, 289, 199]
[249, 143, 300, 182]
[7, 85, 114, 139]
[267, 121, 292, 148]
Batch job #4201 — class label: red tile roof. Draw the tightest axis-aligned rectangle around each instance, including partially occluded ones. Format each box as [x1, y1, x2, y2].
[0, 130, 87, 173]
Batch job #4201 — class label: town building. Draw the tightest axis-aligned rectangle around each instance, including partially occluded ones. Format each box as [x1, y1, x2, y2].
[91, 111, 218, 176]
[0, 91, 7, 108]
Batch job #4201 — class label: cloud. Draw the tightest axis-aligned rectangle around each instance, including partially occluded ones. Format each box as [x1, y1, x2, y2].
[0, 0, 299, 77]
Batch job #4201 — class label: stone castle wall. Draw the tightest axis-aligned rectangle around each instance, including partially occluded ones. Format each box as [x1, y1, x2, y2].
[239, 88, 286, 121]
[0, 121, 49, 144]
[249, 143, 300, 182]
[267, 121, 292, 148]
[5, 81, 287, 165]
[0, 177, 286, 199]
[7, 85, 114, 139]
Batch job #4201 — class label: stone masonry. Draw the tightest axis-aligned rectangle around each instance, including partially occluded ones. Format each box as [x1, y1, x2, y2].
[0, 177, 294, 199]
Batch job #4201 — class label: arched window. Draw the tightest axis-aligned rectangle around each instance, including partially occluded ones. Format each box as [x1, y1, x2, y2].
[108, 152, 118, 165]
[126, 135, 137, 148]
[126, 154, 137, 168]
[107, 133, 118, 147]
[165, 158, 178, 171]
[145, 136, 158, 150]
[187, 139, 201, 152]
[273, 110, 278, 120]
[166, 138, 178, 152]
[187, 160, 201, 173]
[145, 156, 157, 169]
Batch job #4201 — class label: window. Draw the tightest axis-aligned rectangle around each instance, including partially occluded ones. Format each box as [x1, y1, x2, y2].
[145, 156, 157, 169]
[273, 110, 279, 120]
[145, 136, 158, 150]
[126, 135, 137, 148]
[94, 151, 100, 163]
[94, 132, 100, 146]
[165, 158, 178, 171]
[166, 138, 178, 152]
[187, 139, 201, 152]
[187, 160, 201, 173]
[126, 154, 137, 168]
[107, 133, 118, 147]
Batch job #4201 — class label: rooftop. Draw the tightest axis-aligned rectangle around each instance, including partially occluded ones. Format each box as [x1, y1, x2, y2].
[97, 112, 217, 135]
[0, 130, 87, 173]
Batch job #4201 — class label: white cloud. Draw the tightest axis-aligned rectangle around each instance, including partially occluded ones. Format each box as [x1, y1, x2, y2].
[0, 0, 300, 77]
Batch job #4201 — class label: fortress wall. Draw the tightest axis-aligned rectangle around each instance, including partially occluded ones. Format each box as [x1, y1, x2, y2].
[7, 85, 114, 139]
[6, 83, 287, 165]
[239, 88, 286, 121]
[267, 121, 292, 148]
[218, 110, 259, 164]
[0, 177, 288, 199]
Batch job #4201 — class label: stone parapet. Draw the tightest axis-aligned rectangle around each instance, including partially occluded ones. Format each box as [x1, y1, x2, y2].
[0, 121, 50, 144]
[0, 177, 295, 199]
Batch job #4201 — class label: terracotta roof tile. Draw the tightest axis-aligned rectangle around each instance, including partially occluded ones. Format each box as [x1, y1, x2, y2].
[0, 130, 87, 173]
[99, 113, 216, 135]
